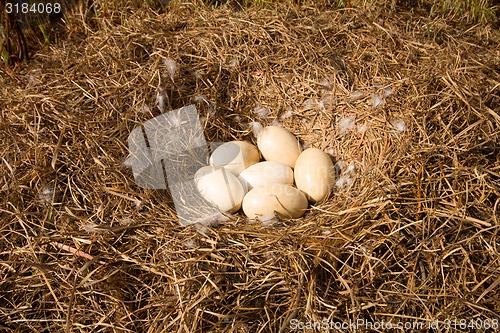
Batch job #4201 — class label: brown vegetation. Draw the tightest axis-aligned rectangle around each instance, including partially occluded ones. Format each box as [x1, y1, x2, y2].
[1, 1, 499, 332]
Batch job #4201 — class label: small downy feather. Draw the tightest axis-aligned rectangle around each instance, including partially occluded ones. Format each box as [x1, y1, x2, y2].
[254, 104, 269, 118]
[391, 118, 407, 132]
[163, 57, 178, 81]
[372, 94, 384, 108]
[338, 116, 356, 134]
[156, 88, 167, 113]
[250, 121, 264, 138]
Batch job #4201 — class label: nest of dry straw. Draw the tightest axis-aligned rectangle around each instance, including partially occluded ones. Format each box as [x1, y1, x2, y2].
[1, 1, 499, 332]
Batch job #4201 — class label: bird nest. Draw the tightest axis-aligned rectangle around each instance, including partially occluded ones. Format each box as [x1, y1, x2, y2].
[1, 1, 499, 332]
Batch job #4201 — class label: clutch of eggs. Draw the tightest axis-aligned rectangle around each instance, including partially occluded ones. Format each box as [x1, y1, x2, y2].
[193, 126, 335, 221]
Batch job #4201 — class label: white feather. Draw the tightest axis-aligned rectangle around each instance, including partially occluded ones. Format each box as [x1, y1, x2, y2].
[338, 116, 356, 134]
[163, 57, 177, 81]
[391, 118, 407, 132]
[254, 104, 269, 118]
[372, 94, 384, 108]
[250, 121, 264, 138]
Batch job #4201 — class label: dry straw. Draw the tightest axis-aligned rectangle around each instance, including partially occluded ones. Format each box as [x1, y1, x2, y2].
[0, 0, 499, 332]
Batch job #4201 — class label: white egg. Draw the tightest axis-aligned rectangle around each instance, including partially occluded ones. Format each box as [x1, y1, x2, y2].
[238, 161, 294, 190]
[209, 141, 260, 176]
[257, 126, 302, 168]
[294, 148, 335, 203]
[195, 166, 245, 213]
[242, 184, 308, 220]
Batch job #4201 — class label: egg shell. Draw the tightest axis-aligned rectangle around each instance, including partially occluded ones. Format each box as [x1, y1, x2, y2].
[209, 141, 260, 176]
[242, 184, 308, 220]
[238, 161, 294, 191]
[294, 148, 335, 203]
[257, 126, 302, 168]
[195, 166, 245, 213]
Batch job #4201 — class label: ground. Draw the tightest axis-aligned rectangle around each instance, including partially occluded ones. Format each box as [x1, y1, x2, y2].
[0, 1, 499, 332]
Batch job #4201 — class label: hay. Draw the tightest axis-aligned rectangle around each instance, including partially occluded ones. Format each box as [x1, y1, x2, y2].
[1, 1, 499, 332]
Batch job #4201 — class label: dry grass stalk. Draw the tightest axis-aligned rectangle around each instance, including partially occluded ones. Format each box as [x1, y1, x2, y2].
[0, 1, 499, 332]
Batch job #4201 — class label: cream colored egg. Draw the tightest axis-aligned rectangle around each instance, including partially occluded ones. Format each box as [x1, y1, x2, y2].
[238, 161, 294, 191]
[242, 184, 308, 220]
[195, 166, 245, 213]
[257, 126, 302, 168]
[209, 141, 260, 176]
[294, 148, 335, 203]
